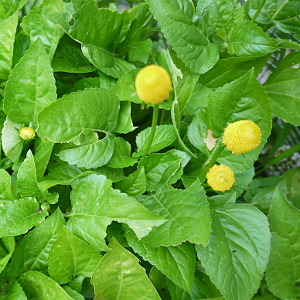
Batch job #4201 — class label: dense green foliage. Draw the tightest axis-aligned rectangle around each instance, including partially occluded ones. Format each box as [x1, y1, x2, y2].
[0, 0, 299, 299]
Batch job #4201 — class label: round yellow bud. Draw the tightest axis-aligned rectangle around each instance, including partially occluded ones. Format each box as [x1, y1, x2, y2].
[206, 164, 235, 192]
[222, 120, 262, 155]
[19, 127, 36, 140]
[135, 65, 172, 104]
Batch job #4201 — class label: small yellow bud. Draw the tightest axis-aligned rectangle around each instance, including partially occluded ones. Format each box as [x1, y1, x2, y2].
[135, 65, 172, 104]
[222, 120, 261, 155]
[206, 164, 235, 192]
[19, 127, 36, 140]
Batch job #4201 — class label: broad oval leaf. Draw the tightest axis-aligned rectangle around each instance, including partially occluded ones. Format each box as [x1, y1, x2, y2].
[48, 226, 101, 284]
[0, 198, 48, 238]
[228, 20, 277, 56]
[196, 204, 271, 300]
[37, 88, 120, 143]
[9, 208, 65, 279]
[91, 238, 161, 300]
[58, 136, 115, 169]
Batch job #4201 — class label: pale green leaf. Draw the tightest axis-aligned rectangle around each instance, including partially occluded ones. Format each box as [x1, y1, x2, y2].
[18, 271, 73, 300]
[67, 174, 165, 251]
[145, 0, 219, 74]
[58, 136, 115, 169]
[114, 167, 147, 196]
[265, 189, 300, 299]
[107, 137, 137, 169]
[125, 228, 196, 292]
[140, 181, 211, 247]
[9, 208, 65, 278]
[4, 39, 57, 124]
[128, 39, 152, 64]
[196, 204, 271, 300]
[91, 238, 161, 300]
[0, 198, 47, 238]
[37, 88, 120, 143]
[136, 125, 177, 155]
[48, 226, 101, 284]
[139, 149, 191, 191]
[1, 118, 23, 163]
[228, 20, 277, 56]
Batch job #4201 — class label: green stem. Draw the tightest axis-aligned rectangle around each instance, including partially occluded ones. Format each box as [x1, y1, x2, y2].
[251, 0, 267, 22]
[141, 104, 159, 158]
[201, 142, 225, 176]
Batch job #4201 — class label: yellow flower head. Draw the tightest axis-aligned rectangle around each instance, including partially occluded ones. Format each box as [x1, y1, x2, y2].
[206, 164, 235, 192]
[222, 120, 262, 155]
[19, 127, 36, 140]
[135, 65, 172, 104]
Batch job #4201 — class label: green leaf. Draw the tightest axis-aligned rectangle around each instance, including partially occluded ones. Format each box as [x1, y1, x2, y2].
[228, 20, 277, 56]
[200, 56, 269, 88]
[115, 102, 136, 134]
[52, 35, 96, 73]
[58, 136, 115, 169]
[265, 189, 300, 299]
[67, 174, 165, 251]
[4, 39, 57, 124]
[37, 88, 120, 143]
[231, 167, 255, 197]
[136, 125, 177, 155]
[91, 238, 161, 300]
[196, 204, 271, 300]
[216, 0, 244, 40]
[0, 169, 14, 200]
[125, 228, 196, 292]
[145, 0, 219, 74]
[1, 118, 23, 163]
[0, 12, 18, 81]
[0, 236, 15, 273]
[128, 39, 152, 64]
[68, 1, 131, 50]
[107, 137, 137, 169]
[139, 181, 211, 247]
[9, 208, 65, 278]
[82, 44, 135, 78]
[272, 38, 300, 51]
[0, 198, 47, 238]
[207, 70, 272, 172]
[139, 149, 191, 191]
[18, 271, 73, 300]
[17, 150, 42, 199]
[48, 226, 101, 284]
[21, 5, 63, 58]
[264, 52, 300, 125]
[63, 286, 84, 300]
[6, 280, 27, 300]
[114, 167, 147, 196]
[34, 139, 54, 181]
